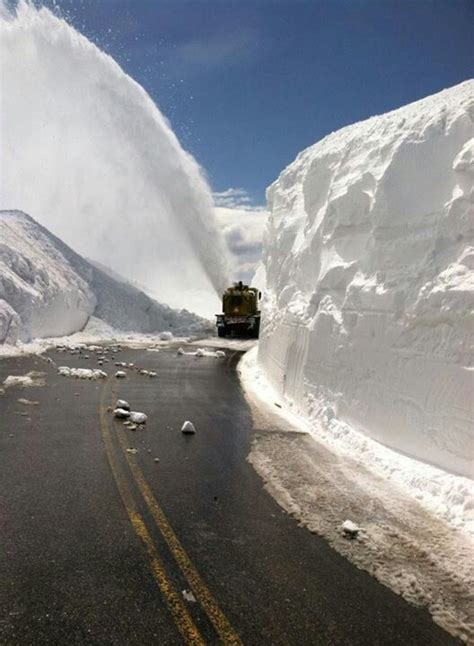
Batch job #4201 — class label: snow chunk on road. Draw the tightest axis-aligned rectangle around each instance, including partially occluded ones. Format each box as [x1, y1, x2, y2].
[181, 421, 196, 434]
[3, 371, 46, 389]
[341, 520, 360, 539]
[114, 371, 127, 379]
[129, 411, 148, 425]
[58, 366, 107, 380]
[115, 399, 130, 411]
[179, 347, 226, 358]
[17, 397, 39, 405]
[113, 408, 131, 419]
[182, 590, 196, 603]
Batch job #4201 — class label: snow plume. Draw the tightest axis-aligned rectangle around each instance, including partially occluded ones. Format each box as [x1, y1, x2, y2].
[258, 81, 474, 479]
[0, 1, 229, 317]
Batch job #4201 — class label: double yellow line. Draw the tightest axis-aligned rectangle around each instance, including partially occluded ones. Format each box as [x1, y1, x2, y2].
[99, 380, 243, 646]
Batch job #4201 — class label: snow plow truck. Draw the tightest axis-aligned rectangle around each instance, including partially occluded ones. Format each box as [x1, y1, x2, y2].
[216, 281, 261, 338]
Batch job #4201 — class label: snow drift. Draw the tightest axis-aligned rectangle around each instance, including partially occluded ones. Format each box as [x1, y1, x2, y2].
[0, 210, 210, 343]
[0, 1, 229, 317]
[258, 81, 474, 479]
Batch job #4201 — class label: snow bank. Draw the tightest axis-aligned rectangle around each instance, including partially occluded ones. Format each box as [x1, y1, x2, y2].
[0, 210, 213, 344]
[258, 81, 474, 479]
[0, 1, 229, 317]
[0, 211, 95, 342]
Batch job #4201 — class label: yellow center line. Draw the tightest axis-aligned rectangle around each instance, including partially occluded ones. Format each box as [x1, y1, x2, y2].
[99, 381, 206, 646]
[116, 423, 244, 646]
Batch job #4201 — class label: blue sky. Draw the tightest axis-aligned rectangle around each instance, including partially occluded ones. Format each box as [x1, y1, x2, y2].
[40, 0, 473, 206]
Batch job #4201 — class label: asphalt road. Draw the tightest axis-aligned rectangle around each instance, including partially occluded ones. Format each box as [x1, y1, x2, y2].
[0, 345, 459, 645]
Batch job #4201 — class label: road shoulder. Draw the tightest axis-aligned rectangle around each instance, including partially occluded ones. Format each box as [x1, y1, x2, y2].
[238, 348, 474, 644]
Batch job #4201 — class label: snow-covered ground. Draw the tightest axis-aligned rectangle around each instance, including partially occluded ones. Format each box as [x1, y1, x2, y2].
[0, 1, 229, 318]
[257, 80, 474, 479]
[0, 211, 213, 348]
[240, 347, 474, 643]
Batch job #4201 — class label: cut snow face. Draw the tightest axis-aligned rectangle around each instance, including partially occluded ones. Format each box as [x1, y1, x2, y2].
[0, 2, 229, 317]
[257, 80, 474, 479]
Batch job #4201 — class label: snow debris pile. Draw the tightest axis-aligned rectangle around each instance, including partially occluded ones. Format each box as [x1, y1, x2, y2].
[0, 2, 229, 318]
[114, 371, 127, 379]
[0, 211, 212, 345]
[258, 81, 474, 479]
[58, 366, 107, 380]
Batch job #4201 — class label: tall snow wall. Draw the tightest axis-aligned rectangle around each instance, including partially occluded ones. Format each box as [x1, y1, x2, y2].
[0, 2, 229, 317]
[258, 81, 474, 478]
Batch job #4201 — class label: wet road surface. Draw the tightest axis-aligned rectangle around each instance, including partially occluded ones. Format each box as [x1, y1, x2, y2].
[0, 345, 460, 645]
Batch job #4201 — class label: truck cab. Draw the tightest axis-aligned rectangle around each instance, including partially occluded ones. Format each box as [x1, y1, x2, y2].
[216, 281, 261, 338]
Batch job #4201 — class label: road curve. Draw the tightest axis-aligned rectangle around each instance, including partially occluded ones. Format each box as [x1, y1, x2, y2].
[0, 346, 459, 645]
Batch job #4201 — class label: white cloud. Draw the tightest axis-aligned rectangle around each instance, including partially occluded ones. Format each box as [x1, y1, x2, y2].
[214, 203, 268, 284]
[213, 187, 253, 209]
[163, 28, 259, 79]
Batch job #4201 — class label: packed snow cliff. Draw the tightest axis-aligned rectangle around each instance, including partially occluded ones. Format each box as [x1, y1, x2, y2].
[0, 2, 229, 317]
[258, 81, 474, 479]
[0, 210, 211, 344]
